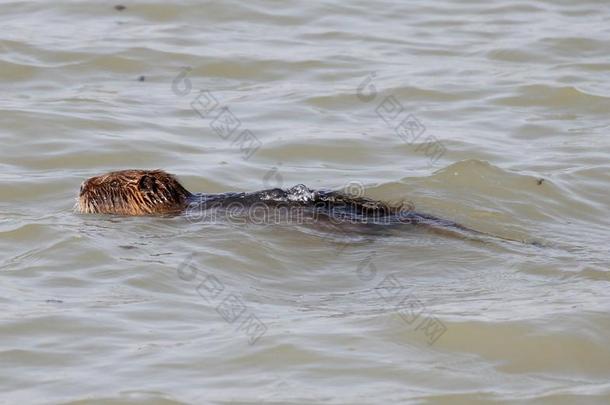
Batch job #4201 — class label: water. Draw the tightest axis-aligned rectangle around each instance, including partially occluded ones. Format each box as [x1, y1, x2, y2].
[1, 1, 609, 403]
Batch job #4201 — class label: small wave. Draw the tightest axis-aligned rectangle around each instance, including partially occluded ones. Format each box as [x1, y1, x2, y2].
[492, 85, 610, 114]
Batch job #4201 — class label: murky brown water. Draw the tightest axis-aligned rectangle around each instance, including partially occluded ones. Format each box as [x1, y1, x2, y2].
[1, 1, 610, 403]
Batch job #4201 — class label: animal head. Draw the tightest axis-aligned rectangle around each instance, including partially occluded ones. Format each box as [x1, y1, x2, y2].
[77, 169, 192, 215]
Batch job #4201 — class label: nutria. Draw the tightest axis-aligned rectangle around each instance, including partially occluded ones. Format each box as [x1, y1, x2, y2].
[78, 170, 192, 216]
[77, 169, 463, 226]
[77, 170, 543, 246]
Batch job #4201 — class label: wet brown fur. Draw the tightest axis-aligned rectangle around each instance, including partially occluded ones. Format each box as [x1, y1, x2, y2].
[77, 170, 535, 246]
[78, 170, 191, 215]
[78, 169, 410, 219]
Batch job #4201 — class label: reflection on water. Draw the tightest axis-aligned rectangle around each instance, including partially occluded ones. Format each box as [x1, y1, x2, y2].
[1, 0, 610, 403]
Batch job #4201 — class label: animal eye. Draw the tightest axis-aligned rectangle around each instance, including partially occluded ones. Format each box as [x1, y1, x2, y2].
[138, 175, 157, 192]
[110, 180, 119, 187]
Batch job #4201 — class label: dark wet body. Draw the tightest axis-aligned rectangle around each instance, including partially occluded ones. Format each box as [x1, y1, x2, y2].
[77, 170, 487, 240]
[186, 184, 465, 230]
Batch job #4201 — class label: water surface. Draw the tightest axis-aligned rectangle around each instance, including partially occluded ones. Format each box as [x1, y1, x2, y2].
[1, 1, 610, 403]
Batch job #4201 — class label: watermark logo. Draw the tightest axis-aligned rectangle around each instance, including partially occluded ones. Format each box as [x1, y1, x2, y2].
[356, 73, 446, 165]
[262, 164, 284, 189]
[358, 256, 447, 345]
[342, 180, 365, 198]
[356, 71, 377, 102]
[177, 254, 268, 345]
[171, 67, 262, 160]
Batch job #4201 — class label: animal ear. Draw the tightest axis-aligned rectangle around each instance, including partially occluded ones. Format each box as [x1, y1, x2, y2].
[138, 175, 158, 193]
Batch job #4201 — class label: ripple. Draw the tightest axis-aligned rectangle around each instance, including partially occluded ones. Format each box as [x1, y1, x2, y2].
[492, 85, 610, 114]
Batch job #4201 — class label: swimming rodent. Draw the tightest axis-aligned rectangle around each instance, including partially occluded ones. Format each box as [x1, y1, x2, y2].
[77, 169, 519, 242]
[78, 170, 191, 216]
